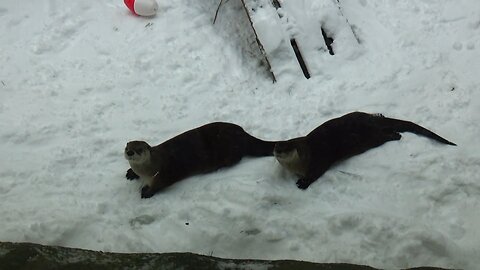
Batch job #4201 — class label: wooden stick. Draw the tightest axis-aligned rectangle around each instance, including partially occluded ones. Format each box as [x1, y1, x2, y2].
[271, 0, 311, 79]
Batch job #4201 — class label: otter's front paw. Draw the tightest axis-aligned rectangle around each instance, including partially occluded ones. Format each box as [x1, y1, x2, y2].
[141, 186, 155, 199]
[126, 168, 140, 180]
[296, 178, 312, 190]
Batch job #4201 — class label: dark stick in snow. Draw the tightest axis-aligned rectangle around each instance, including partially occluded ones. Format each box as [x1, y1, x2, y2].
[321, 27, 335, 55]
[290, 39, 310, 79]
[271, 0, 311, 79]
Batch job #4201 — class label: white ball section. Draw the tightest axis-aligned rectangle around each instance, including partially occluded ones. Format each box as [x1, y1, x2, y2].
[134, 0, 158, 16]
[125, 0, 158, 17]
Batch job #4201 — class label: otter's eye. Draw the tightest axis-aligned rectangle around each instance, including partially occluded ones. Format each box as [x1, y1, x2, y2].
[136, 149, 143, 154]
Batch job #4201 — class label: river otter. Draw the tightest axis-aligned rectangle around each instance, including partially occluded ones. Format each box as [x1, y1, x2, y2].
[274, 112, 456, 189]
[125, 122, 276, 198]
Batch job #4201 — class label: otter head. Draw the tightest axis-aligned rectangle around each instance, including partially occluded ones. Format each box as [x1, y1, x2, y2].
[124, 141, 152, 165]
[274, 141, 301, 164]
[274, 139, 307, 177]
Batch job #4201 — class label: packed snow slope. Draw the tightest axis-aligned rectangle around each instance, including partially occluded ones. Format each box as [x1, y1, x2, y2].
[1, 0, 479, 269]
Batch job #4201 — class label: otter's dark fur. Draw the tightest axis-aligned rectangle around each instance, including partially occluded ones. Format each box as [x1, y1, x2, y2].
[125, 122, 276, 198]
[274, 112, 456, 190]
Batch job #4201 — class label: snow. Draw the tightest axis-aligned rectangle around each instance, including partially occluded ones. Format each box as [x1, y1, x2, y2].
[251, 6, 284, 55]
[0, 0, 479, 269]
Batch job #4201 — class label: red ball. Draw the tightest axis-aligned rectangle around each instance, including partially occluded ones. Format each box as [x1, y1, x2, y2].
[124, 0, 137, 15]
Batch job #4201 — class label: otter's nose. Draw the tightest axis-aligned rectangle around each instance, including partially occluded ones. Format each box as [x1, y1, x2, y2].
[126, 150, 135, 157]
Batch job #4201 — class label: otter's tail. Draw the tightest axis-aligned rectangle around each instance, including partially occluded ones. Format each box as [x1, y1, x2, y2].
[243, 133, 277, 157]
[382, 117, 456, 146]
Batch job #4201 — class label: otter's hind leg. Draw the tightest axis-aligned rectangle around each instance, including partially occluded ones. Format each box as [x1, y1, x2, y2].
[383, 131, 402, 141]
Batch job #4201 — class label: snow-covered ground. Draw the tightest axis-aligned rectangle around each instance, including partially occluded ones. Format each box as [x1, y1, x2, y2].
[1, 0, 479, 269]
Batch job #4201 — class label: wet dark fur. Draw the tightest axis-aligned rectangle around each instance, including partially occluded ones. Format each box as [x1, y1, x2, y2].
[274, 112, 456, 190]
[127, 122, 276, 198]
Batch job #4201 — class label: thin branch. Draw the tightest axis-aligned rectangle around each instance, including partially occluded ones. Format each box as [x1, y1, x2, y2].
[213, 0, 224, 24]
